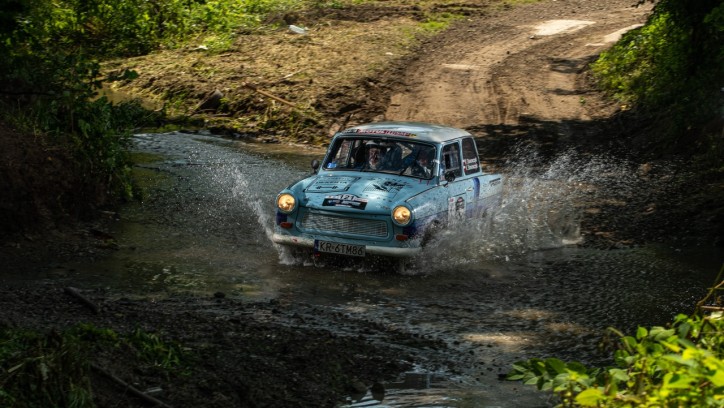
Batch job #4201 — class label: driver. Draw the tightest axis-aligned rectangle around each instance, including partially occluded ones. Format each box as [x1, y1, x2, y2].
[366, 144, 382, 170]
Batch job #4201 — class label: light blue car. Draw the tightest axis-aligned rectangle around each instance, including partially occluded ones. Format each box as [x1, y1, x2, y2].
[273, 121, 502, 271]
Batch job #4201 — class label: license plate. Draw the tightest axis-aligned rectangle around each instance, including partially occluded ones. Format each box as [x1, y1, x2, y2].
[315, 240, 366, 257]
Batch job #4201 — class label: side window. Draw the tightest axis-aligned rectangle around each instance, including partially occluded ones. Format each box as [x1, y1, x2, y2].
[462, 137, 481, 175]
[442, 142, 462, 178]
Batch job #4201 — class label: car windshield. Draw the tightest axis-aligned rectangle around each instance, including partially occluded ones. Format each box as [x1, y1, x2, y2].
[322, 137, 437, 179]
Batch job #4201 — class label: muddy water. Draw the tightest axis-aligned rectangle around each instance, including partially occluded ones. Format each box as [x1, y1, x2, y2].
[58, 132, 719, 407]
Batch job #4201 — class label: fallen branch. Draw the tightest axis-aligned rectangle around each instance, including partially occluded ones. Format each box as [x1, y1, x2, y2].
[695, 264, 724, 315]
[91, 363, 174, 408]
[241, 82, 297, 108]
[63, 286, 100, 314]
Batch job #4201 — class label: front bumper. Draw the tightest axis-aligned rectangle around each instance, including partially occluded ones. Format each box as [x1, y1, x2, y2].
[272, 233, 422, 258]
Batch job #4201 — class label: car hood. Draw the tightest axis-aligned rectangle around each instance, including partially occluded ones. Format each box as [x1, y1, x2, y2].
[297, 173, 435, 213]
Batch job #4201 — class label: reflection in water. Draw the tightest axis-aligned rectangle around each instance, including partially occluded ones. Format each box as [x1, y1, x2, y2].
[53, 132, 719, 408]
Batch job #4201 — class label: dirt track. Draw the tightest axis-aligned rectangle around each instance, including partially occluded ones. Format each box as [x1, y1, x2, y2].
[385, 0, 651, 128]
[100, 0, 653, 149]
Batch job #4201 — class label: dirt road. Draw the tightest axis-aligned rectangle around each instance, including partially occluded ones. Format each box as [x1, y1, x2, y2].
[385, 0, 651, 129]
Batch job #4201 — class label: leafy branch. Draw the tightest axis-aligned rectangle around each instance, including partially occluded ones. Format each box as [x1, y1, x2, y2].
[508, 266, 724, 407]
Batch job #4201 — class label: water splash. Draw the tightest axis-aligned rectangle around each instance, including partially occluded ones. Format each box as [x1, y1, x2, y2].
[201, 146, 308, 263]
[214, 165, 276, 242]
[415, 147, 656, 271]
[144, 132, 676, 277]
[134, 131, 308, 262]
[267, 145, 653, 273]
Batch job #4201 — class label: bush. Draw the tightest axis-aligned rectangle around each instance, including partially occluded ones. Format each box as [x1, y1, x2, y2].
[508, 267, 724, 407]
[590, 0, 724, 153]
[0, 324, 187, 408]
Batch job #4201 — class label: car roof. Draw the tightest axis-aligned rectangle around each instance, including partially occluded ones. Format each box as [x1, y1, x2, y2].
[336, 121, 471, 144]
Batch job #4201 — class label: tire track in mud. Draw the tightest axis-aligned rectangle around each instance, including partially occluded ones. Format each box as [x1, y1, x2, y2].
[386, 17, 529, 127]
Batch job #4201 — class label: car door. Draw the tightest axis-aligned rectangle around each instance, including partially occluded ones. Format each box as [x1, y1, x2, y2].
[441, 141, 468, 225]
[460, 137, 487, 217]
[442, 137, 499, 224]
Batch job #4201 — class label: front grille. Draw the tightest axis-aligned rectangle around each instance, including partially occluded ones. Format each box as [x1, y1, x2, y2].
[300, 211, 388, 238]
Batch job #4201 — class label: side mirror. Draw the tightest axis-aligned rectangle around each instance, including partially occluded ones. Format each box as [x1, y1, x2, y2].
[444, 170, 456, 183]
[311, 159, 320, 174]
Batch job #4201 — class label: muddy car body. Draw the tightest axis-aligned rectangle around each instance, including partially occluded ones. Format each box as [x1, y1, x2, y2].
[272, 122, 502, 268]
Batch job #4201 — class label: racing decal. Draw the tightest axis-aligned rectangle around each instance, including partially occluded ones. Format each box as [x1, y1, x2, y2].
[473, 177, 480, 199]
[363, 180, 406, 196]
[341, 128, 417, 137]
[308, 176, 358, 192]
[448, 195, 466, 224]
[464, 158, 480, 172]
[323, 194, 368, 210]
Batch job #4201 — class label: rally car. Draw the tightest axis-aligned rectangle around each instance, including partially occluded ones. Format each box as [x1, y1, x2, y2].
[272, 121, 502, 271]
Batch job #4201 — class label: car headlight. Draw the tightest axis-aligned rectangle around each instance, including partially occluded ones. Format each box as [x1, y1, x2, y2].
[277, 193, 296, 213]
[392, 205, 412, 226]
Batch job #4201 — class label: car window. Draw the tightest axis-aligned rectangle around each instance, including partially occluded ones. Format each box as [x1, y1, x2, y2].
[323, 137, 437, 179]
[462, 137, 481, 175]
[399, 144, 436, 179]
[441, 142, 462, 178]
[323, 138, 362, 169]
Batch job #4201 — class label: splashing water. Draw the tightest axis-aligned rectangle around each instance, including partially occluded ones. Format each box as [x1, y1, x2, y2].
[136, 132, 681, 278]
[133, 131, 310, 260]
[199, 143, 311, 261]
[414, 146, 663, 272]
[213, 165, 277, 242]
[245, 139, 671, 274]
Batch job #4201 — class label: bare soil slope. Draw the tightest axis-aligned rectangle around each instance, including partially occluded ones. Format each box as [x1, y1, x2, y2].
[102, 1, 652, 143]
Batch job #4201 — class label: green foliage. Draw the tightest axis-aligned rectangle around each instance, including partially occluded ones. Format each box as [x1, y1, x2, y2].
[592, 13, 684, 107]
[3, 94, 156, 201]
[0, 327, 94, 408]
[0, 324, 189, 407]
[591, 0, 724, 151]
[508, 270, 724, 407]
[421, 20, 446, 33]
[1, 0, 301, 59]
[310, 0, 347, 8]
[187, 0, 298, 36]
[2, 0, 377, 61]
[0, 0, 170, 204]
[0, 0, 324, 208]
[509, 314, 724, 407]
[127, 328, 185, 369]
